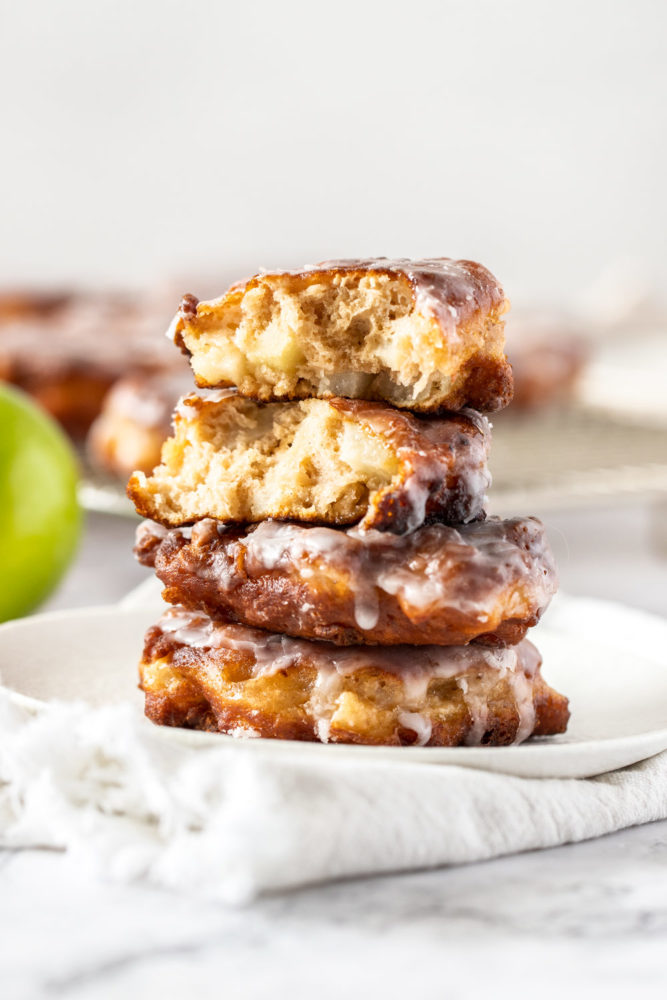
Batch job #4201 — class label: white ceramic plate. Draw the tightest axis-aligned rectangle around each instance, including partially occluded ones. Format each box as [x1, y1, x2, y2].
[1, 600, 666, 779]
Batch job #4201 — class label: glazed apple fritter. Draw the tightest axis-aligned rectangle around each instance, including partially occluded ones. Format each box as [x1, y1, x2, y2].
[168, 257, 512, 413]
[140, 607, 570, 747]
[127, 393, 491, 533]
[135, 515, 558, 647]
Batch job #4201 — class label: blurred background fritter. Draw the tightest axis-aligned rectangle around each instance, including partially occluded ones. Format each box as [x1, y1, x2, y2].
[1, 0, 666, 614]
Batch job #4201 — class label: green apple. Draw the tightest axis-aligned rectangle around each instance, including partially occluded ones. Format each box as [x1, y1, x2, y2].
[0, 383, 82, 621]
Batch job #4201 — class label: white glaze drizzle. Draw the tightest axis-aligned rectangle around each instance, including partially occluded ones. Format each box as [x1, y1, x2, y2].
[175, 395, 199, 421]
[172, 259, 504, 348]
[458, 676, 491, 746]
[353, 592, 380, 631]
[157, 607, 539, 745]
[509, 668, 538, 745]
[218, 516, 557, 632]
[276, 257, 505, 338]
[351, 404, 492, 532]
[165, 312, 182, 343]
[136, 519, 167, 545]
[397, 711, 433, 746]
[175, 388, 237, 421]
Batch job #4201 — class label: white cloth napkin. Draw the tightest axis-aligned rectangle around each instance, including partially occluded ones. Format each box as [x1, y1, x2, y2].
[1, 585, 666, 904]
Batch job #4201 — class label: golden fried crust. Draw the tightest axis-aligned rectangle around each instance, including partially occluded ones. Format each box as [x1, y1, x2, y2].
[87, 371, 192, 478]
[139, 608, 569, 746]
[135, 516, 558, 647]
[127, 394, 491, 533]
[169, 258, 512, 413]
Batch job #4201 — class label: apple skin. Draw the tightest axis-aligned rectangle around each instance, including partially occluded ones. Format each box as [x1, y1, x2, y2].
[0, 383, 82, 622]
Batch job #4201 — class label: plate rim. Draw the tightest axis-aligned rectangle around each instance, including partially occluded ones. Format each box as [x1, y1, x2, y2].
[2, 602, 667, 778]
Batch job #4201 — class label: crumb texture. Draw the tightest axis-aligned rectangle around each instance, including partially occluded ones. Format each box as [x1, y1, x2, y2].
[173, 258, 512, 412]
[127, 394, 491, 532]
[140, 608, 570, 746]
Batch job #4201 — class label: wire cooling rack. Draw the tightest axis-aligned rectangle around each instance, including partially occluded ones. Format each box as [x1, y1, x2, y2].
[488, 405, 667, 515]
[79, 402, 667, 520]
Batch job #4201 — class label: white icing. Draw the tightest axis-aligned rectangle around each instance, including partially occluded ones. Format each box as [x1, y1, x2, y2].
[397, 711, 433, 746]
[136, 519, 167, 545]
[175, 395, 199, 421]
[190, 519, 225, 547]
[157, 608, 540, 746]
[316, 717, 332, 743]
[245, 258, 502, 342]
[231, 516, 557, 632]
[165, 312, 182, 343]
[457, 660, 537, 746]
[353, 590, 379, 631]
[200, 388, 237, 403]
[159, 607, 515, 690]
[159, 608, 216, 648]
[509, 669, 538, 745]
[227, 725, 261, 739]
[175, 388, 237, 422]
[352, 404, 491, 532]
[458, 676, 491, 746]
[399, 474, 431, 534]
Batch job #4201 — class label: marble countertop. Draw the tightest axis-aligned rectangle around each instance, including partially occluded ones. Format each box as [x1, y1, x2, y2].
[3, 820, 667, 1000]
[3, 502, 667, 999]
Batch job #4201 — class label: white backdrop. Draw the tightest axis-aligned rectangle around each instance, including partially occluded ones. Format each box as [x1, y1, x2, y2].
[1, 0, 666, 305]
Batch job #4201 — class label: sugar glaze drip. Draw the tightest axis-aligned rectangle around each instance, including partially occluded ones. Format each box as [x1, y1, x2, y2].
[214, 515, 557, 631]
[157, 607, 540, 746]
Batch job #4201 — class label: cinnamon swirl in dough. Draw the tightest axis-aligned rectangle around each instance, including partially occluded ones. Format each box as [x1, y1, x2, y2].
[139, 607, 569, 746]
[127, 393, 491, 533]
[135, 516, 558, 647]
[169, 258, 512, 413]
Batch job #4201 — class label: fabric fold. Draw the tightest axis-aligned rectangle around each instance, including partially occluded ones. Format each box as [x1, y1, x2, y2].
[2, 692, 666, 904]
